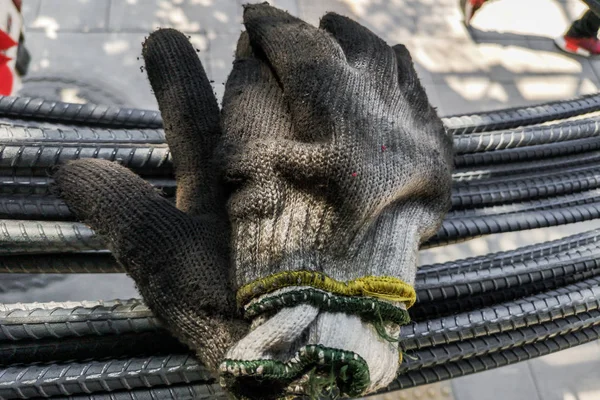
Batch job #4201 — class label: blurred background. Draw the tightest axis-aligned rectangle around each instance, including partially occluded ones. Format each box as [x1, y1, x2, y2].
[3, 0, 600, 399]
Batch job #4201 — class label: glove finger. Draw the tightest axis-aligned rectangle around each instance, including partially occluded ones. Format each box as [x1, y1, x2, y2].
[143, 28, 223, 216]
[221, 32, 293, 220]
[234, 29, 252, 58]
[319, 12, 395, 76]
[390, 44, 452, 178]
[242, 3, 344, 84]
[54, 159, 233, 312]
[392, 44, 425, 97]
[54, 159, 209, 300]
[54, 159, 246, 369]
[391, 44, 447, 139]
[222, 31, 292, 142]
[53, 159, 173, 243]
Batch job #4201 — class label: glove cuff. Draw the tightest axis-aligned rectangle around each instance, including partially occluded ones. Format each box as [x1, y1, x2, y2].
[244, 286, 410, 336]
[237, 270, 417, 308]
[221, 309, 401, 397]
[221, 344, 371, 398]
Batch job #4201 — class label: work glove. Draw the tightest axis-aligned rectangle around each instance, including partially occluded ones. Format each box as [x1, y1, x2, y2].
[219, 3, 453, 398]
[54, 29, 248, 372]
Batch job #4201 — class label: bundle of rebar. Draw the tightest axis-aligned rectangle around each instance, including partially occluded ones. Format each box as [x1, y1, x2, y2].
[2, 94, 600, 398]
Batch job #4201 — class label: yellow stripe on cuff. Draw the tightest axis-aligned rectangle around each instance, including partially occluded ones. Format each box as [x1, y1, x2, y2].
[237, 271, 416, 309]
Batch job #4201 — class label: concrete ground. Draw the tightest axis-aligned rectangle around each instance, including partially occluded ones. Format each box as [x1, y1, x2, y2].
[6, 0, 600, 398]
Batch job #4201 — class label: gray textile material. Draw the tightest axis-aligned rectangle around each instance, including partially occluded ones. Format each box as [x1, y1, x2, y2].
[221, 3, 453, 396]
[223, 5, 453, 287]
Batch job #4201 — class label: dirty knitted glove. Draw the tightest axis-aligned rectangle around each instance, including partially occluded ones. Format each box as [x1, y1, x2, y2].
[218, 4, 453, 398]
[54, 29, 248, 372]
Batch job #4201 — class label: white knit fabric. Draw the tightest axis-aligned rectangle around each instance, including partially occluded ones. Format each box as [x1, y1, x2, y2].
[226, 304, 319, 360]
[308, 312, 399, 392]
[226, 304, 400, 392]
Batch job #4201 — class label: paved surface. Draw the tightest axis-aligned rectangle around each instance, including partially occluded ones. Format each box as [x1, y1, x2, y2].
[8, 0, 600, 398]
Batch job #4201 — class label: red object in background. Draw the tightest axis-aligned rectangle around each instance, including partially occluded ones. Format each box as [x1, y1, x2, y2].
[461, 0, 487, 26]
[0, 63, 12, 94]
[0, 27, 17, 50]
[0, 27, 17, 95]
[0, 0, 24, 95]
[555, 35, 600, 57]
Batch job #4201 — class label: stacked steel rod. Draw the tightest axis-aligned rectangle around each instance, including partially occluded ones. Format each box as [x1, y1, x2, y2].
[2, 94, 600, 398]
